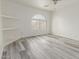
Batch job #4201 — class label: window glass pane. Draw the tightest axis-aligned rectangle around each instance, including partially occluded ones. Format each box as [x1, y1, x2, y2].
[32, 14, 47, 34]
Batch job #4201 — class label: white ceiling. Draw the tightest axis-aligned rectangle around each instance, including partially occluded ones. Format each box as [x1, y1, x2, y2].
[11, 0, 78, 11]
[55, 0, 79, 9]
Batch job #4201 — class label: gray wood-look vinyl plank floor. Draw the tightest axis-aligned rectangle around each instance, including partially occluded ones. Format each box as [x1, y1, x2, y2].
[2, 35, 79, 59]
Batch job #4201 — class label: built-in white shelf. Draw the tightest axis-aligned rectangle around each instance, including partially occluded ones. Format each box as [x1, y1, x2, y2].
[1, 15, 17, 19]
[0, 27, 17, 31]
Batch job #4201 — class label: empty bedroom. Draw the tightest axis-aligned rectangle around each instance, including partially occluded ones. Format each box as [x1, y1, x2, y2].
[0, 0, 79, 59]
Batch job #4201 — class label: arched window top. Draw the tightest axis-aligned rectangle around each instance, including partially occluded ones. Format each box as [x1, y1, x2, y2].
[32, 14, 46, 20]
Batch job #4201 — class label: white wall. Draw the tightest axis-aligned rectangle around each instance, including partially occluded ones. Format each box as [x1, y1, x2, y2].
[2, 0, 51, 45]
[52, 1, 79, 40]
[3, 0, 51, 36]
[0, 0, 3, 59]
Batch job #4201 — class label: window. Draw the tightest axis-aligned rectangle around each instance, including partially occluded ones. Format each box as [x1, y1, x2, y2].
[32, 14, 47, 34]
